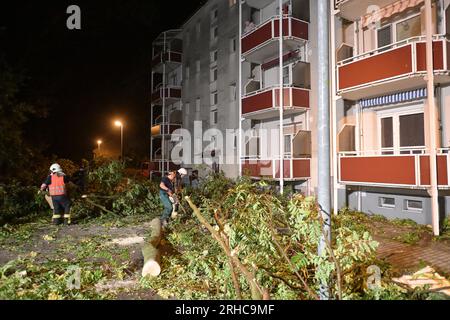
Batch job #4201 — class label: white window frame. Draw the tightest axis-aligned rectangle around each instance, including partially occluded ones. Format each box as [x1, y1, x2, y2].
[377, 104, 424, 154]
[379, 197, 396, 209]
[375, 12, 422, 49]
[403, 199, 423, 213]
[210, 67, 218, 83]
[211, 108, 218, 125]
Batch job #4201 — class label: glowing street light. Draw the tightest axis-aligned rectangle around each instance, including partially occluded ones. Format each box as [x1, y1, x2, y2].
[97, 139, 102, 151]
[114, 120, 124, 161]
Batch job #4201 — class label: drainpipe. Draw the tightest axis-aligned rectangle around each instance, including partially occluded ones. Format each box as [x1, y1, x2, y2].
[279, 0, 285, 194]
[425, 0, 440, 236]
[317, 0, 332, 300]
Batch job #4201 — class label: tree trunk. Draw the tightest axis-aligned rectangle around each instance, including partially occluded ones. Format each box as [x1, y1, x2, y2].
[141, 218, 162, 277]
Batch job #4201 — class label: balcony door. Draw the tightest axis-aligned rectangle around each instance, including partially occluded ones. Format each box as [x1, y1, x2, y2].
[378, 105, 425, 155]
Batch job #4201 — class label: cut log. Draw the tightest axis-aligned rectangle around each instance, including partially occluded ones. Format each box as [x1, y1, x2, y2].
[141, 218, 162, 277]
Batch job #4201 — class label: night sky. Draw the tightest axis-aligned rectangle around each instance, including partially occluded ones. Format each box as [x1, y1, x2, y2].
[0, 0, 205, 161]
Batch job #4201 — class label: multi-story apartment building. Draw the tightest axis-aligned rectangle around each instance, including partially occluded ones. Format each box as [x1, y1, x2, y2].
[333, 0, 450, 227]
[149, 0, 450, 229]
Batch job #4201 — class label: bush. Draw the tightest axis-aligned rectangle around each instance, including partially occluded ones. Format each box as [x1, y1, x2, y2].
[0, 182, 48, 224]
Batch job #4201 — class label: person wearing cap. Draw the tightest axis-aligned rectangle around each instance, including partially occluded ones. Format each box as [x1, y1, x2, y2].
[40, 163, 72, 225]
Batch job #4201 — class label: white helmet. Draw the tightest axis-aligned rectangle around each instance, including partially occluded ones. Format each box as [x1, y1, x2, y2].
[50, 163, 63, 174]
[178, 168, 188, 177]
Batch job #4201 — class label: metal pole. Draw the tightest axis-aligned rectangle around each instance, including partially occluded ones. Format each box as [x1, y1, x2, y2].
[317, 0, 331, 300]
[330, 0, 339, 216]
[121, 125, 124, 161]
[239, 1, 243, 177]
[279, 0, 284, 194]
[425, 0, 440, 236]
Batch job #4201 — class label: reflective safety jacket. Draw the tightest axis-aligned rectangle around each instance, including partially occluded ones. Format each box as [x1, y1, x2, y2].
[49, 174, 67, 196]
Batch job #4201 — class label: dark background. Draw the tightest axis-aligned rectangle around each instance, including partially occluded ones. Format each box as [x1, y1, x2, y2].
[0, 0, 205, 162]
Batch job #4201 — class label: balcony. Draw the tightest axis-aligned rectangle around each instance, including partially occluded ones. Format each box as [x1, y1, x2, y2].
[242, 86, 310, 120]
[241, 16, 309, 63]
[151, 86, 182, 105]
[151, 123, 182, 136]
[338, 149, 450, 189]
[242, 157, 311, 181]
[335, 0, 398, 21]
[337, 35, 450, 100]
[151, 51, 182, 73]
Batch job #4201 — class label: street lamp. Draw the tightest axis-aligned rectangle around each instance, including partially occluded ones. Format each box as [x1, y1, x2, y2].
[97, 140, 102, 151]
[114, 120, 124, 161]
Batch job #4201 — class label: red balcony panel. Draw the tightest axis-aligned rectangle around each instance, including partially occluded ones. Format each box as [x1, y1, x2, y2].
[242, 21, 273, 55]
[416, 41, 444, 71]
[151, 53, 162, 67]
[291, 18, 309, 41]
[293, 159, 311, 178]
[340, 156, 416, 185]
[168, 51, 182, 63]
[338, 45, 413, 90]
[292, 88, 310, 108]
[419, 155, 448, 186]
[168, 88, 182, 99]
[242, 90, 273, 114]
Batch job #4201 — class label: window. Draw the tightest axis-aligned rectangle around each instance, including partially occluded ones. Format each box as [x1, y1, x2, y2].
[210, 50, 218, 64]
[230, 38, 236, 53]
[210, 67, 218, 82]
[378, 108, 424, 154]
[379, 197, 395, 209]
[404, 199, 423, 212]
[284, 135, 292, 156]
[211, 91, 218, 106]
[377, 25, 392, 49]
[396, 15, 421, 42]
[381, 117, 393, 150]
[196, 60, 201, 74]
[230, 83, 237, 101]
[211, 8, 218, 24]
[229, 0, 237, 8]
[185, 102, 190, 115]
[211, 108, 218, 125]
[211, 26, 218, 42]
[399, 113, 424, 148]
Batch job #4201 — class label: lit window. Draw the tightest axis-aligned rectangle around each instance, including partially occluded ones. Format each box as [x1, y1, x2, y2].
[379, 197, 395, 209]
[229, 0, 237, 8]
[404, 200, 423, 212]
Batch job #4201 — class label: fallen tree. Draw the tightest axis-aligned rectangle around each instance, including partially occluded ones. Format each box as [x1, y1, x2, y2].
[141, 218, 162, 277]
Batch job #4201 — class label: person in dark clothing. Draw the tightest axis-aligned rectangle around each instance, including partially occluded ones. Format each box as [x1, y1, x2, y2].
[159, 171, 176, 227]
[40, 163, 72, 225]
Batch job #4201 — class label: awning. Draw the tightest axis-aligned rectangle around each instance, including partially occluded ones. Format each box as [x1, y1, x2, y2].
[362, 0, 424, 28]
[360, 88, 427, 108]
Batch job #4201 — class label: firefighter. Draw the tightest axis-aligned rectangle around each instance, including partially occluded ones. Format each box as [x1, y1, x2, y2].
[40, 163, 72, 225]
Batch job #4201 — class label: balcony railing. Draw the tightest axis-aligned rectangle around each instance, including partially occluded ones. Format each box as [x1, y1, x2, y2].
[151, 123, 182, 136]
[241, 16, 309, 63]
[151, 86, 182, 104]
[242, 85, 310, 119]
[242, 157, 311, 181]
[151, 51, 182, 68]
[338, 149, 450, 188]
[337, 35, 450, 100]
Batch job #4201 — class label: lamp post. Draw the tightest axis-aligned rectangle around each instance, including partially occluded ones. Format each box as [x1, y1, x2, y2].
[114, 120, 124, 161]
